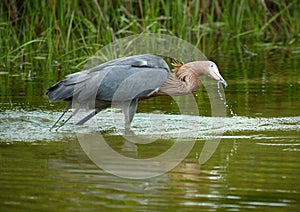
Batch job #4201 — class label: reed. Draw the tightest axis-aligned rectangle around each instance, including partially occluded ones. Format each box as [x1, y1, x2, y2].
[0, 0, 299, 76]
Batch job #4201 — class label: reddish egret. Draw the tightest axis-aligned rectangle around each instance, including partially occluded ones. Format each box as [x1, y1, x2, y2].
[46, 54, 227, 130]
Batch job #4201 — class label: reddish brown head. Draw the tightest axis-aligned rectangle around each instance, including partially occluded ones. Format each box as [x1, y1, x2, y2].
[155, 60, 227, 97]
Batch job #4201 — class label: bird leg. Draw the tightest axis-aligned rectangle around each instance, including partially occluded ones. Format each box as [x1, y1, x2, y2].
[75, 108, 99, 125]
[129, 99, 138, 123]
[123, 99, 138, 131]
[49, 102, 72, 131]
[55, 106, 80, 131]
[75, 101, 111, 126]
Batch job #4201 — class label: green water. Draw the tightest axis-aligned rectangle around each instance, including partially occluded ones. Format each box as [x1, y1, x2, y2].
[0, 48, 300, 211]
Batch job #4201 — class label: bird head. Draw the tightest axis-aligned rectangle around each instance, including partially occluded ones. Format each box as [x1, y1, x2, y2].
[185, 61, 228, 87]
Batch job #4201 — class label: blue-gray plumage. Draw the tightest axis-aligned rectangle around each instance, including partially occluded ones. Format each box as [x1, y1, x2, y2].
[46, 54, 227, 130]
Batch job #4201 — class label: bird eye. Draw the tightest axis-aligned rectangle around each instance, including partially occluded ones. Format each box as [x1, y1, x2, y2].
[210, 64, 214, 68]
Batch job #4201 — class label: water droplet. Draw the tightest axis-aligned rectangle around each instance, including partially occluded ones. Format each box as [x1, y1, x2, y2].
[225, 104, 237, 116]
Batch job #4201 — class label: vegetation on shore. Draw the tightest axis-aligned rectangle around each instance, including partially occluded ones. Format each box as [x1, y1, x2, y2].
[0, 0, 299, 75]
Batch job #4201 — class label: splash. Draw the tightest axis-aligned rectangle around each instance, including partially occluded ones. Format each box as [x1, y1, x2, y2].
[0, 109, 299, 142]
[217, 82, 236, 116]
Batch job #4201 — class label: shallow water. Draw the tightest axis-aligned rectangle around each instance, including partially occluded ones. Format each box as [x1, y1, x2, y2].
[0, 110, 299, 142]
[0, 49, 300, 210]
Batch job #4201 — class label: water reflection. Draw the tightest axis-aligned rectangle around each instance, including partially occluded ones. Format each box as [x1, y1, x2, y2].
[1, 134, 299, 210]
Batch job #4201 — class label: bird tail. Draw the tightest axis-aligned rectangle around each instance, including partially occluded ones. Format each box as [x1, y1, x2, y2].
[46, 81, 74, 102]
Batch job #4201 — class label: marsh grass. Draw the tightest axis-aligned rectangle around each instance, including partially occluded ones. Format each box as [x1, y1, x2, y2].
[0, 0, 299, 76]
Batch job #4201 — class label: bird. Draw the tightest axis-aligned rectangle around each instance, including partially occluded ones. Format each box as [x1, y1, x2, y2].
[46, 54, 227, 131]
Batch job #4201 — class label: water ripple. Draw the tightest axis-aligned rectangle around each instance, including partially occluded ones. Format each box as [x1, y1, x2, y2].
[0, 109, 299, 142]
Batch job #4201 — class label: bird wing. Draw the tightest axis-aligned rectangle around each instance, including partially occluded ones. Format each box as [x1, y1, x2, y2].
[46, 54, 170, 103]
[96, 65, 169, 102]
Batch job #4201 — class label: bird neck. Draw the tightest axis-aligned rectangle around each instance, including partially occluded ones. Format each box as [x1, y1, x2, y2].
[174, 65, 200, 93]
[153, 65, 200, 97]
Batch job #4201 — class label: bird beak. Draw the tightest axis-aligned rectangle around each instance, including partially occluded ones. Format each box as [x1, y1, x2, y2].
[218, 78, 228, 88]
[209, 69, 228, 88]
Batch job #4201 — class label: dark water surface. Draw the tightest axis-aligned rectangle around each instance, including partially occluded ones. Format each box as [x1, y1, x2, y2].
[0, 49, 300, 211]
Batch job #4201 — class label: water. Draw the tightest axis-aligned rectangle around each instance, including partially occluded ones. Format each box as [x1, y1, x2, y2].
[0, 49, 300, 210]
[0, 110, 299, 141]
